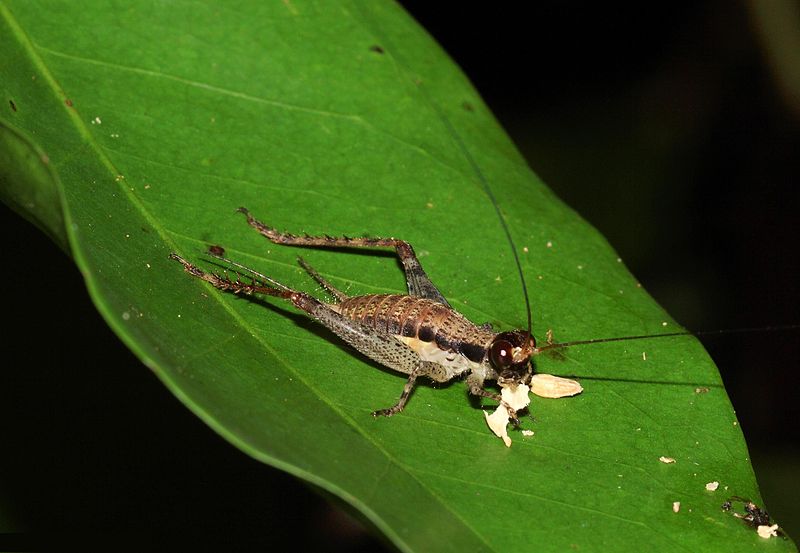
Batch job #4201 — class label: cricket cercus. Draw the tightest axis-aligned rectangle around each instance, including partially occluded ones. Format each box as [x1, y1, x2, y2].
[170, 208, 583, 446]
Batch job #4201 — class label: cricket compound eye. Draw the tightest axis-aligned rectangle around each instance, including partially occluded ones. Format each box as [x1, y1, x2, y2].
[489, 339, 515, 370]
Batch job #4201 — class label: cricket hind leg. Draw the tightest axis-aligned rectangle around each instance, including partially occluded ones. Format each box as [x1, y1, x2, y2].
[237, 207, 451, 307]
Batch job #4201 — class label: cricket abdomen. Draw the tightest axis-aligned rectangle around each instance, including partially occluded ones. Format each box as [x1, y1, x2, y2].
[336, 294, 493, 366]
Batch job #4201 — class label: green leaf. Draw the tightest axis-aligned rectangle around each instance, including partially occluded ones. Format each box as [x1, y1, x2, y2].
[1, 1, 793, 551]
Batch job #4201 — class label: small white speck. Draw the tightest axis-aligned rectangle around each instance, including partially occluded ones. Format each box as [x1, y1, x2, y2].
[144, 184, 151, 190]
[521, 429, 534, 437]
[91, 116, 102, 125]
[662, 321, 668, 327]
[426, 202, 434, 209]
[577, 264, 584, 270]
[495, 276, 502, 282]
[177, 314, 182, 318]
[659, 456, 676, 464]
[733, 421, 738, 426]
[110, 133, 120, 138]
[616, 257, 622, 263]
[523, 246, 529, 253]
[705, 481, 719, 491]
[122, 312, 130, 321]
[642, 352, 647, 361]
[673, 501, 680, 513]
[125, 234, 130, 238]
[537, 275, 543, 280]
[546, 241, 552, 248]
[146, 263, 151, 269]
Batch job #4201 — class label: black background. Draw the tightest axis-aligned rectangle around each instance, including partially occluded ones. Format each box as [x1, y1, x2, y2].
[2, 3, 797, 550]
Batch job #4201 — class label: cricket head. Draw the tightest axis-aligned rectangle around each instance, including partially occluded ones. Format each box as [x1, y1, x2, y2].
[488, 330, 537, 385]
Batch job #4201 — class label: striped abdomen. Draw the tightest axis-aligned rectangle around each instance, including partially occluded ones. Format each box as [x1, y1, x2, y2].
[336, 294, 493, 363]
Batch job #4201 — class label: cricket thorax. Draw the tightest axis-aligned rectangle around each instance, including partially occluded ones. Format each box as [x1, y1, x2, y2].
[334, 294, 495, 373]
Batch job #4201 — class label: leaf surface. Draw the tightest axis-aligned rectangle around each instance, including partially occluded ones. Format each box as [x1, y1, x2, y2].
[1, 1, 793, 551]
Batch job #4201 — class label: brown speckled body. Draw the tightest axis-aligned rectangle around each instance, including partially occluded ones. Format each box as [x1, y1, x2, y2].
[336, 294, 495, 363]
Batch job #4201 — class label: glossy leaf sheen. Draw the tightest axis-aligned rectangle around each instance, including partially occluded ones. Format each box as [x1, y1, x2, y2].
[1, 2, 793, 551]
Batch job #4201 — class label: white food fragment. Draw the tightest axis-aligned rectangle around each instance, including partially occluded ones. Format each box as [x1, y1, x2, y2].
[530, 374, 583, 398]
[659, 456, 676, 464]
[705, 481, 719, 491]
[672, 501, 681, 513]
[546, 241, 553, 248]
[757, 524, 779, 539]
[521, 429, 534, 437]
[642, 352, 647, 361]
[483, 384, 530, 447]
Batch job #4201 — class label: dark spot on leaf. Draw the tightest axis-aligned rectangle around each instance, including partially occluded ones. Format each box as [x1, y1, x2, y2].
[9, 99, 17, 112]
[462, 101, 474, 112]
[208, 245, 225, 256]
[65, 98, 73, 107]
[369, 45, 384, 54]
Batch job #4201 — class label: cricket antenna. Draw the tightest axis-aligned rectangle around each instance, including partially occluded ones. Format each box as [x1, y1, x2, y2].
[434, 110, 532, 340]
[536, 324, 800, 353]
[479, 180, 533, 341]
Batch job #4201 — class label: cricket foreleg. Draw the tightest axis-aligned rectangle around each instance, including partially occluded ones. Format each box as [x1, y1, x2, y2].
[237, 207, 451, 307]
[466, 373, 521, 427]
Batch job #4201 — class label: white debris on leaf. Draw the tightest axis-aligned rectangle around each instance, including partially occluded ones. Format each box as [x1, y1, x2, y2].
[521, 429, 534, 437]
[530, 374, 583, 398]
[484, 384, 530, 447]
[659, 456, 676, 464]
[672, 501, 681, 513]
[757, 524, 780, 539]
[705, 481, 719, 491]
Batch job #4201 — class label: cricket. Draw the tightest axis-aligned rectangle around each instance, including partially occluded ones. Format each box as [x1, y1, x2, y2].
[169, 207, 702, 439]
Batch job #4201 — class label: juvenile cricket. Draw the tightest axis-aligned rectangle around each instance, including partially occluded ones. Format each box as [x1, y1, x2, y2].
[171, 208, 712, 444]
